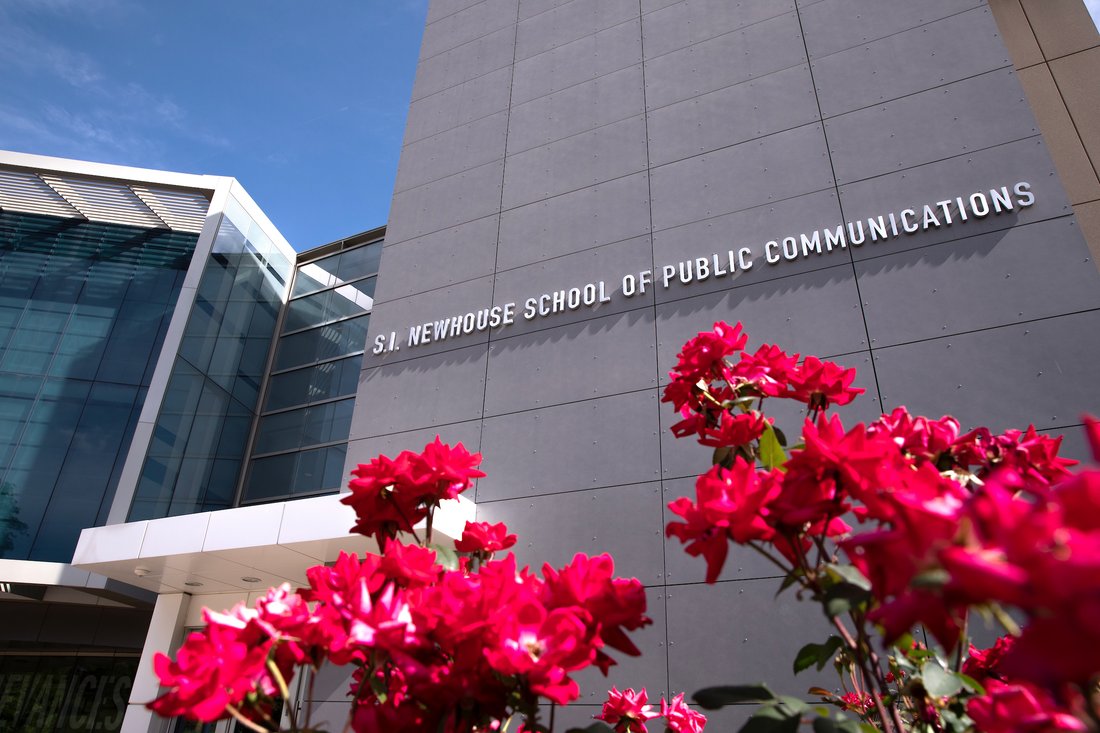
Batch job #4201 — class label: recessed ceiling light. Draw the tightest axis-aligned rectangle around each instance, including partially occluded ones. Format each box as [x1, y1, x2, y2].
[184, 581, 203, 587]
[241, 576, 262, 583]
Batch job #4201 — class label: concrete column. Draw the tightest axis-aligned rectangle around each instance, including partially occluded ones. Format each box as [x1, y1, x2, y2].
[121, 593, 192, 733]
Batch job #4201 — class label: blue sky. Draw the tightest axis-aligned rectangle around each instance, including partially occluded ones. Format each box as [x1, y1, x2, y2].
[0, 0, 428, 250]
[2, 1, 1097, 249]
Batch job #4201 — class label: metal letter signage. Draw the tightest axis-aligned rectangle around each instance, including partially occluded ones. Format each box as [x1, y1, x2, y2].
[371, 182, 1035, 355]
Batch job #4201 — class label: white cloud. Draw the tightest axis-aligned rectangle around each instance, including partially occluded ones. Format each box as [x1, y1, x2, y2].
[0, 23, 103, 87]
[0, 4, 230, 163]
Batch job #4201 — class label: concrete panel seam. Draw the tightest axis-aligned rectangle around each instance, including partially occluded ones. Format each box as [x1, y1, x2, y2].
[479, 0, 522, 484]
[867, 305, 1100, 355]
[647, 120, 830, 180]
[410, 59, 515, 104]
[1040, 43, 1100, 66]
[378, 230, 651, 304]
[1046, 56, 1100, 183]
[794, 1, 887, 410]
[474, 475, 664, 505]
[817, 62, 1017, 122]
[425, 0, 492, 28]
[514, 14, 639, 65]
[833, 133, 1043, 188]
[503, 113, 648, 169]
[354, 383, 657, 442]
[640, 4, 796, 62]
[482, 384, 659, 425]
[387, 168, 650, 248]
[403, 103, 512, 150]
[661, 575, 786, 589]
[419, 3, 521, 65]
[804, 2, 995, 61]
[382, 213, 498, 249]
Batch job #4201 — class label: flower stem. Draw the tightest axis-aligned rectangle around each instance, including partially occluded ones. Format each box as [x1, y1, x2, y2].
[747, 541, 792, 577]
[990, 603, 1021, 636]
[831, 617, 896, 733]
[267, 658, 298, 731]
[226, 704, 270, 733]
[306, 664, 316, 731]
[954, 615, 969, 673]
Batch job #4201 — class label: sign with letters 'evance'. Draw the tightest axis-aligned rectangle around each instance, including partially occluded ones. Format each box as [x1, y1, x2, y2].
[372, 181, 1035, 356]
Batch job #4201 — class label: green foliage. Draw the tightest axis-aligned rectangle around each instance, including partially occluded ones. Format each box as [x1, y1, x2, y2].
[758, 423, 788, 471]
[794, 637, 844, 675]
[693, 684, 776, 709]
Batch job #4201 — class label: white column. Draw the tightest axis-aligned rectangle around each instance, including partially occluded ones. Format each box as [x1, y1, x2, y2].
[121, 593, 192, 733]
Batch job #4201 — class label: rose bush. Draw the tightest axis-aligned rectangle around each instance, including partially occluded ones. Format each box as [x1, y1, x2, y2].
[149, 321, 1100, 733]
[149, 438, 687, 733]
[661, 322, 1100, 733]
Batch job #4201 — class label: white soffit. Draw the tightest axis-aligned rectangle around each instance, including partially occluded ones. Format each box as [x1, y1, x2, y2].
[71, 493, 477, 596]
[0, 167, 210, 234]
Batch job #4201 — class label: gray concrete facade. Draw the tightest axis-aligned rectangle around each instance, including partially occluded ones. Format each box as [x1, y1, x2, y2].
[346, 0, 1100, 726]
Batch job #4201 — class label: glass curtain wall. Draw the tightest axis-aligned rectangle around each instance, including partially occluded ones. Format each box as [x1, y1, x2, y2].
[0, 653, 138, 732]
[128, 195, 291, 520]
[242, 237, 381, 503]
[0, 211, 195, 561]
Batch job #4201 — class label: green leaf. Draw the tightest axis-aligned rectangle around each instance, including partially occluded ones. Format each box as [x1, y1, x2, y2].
[430, 543, 460, 571]
[776, 696, 810, 715]
[773, 425, 788, 447]
[921, 661, 964, 698]
[956, 673, 986, 695]
[825, 564, 872, 592]
[835, 718, 868, 733]
[892, 632, 915, 651]
[777, 568, 804, 597]
[813, 717, 840, 733]
[822, 583, 871, 618]
[713, 445, 734, 467]
[694, 684, 776, 709]
[739, 709, 802, 733]
[564, 725, 614, 733]
[910, 569, 950, 589]
[758, 423, 788, 471]
[793, 636, 844, 674]
[518, 722, 549, 733]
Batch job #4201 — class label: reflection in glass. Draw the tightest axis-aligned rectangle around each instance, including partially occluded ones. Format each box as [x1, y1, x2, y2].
[0, 211, 195, 560]
[246, 444, 347, 500]
[242, 238, 380, 505]
[129, 196, 291, 521]
[273, 315, 370, 372]
[263, 356, 361, 411]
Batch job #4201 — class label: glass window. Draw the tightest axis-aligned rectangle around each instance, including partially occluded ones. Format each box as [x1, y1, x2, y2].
[273, 315, 369, 371]
[282, 289, 329, 333]
[263, 356, 361, 411]
[282, 278, 374, 334]
[129, 199, 292, 522]
[253, 398, 355, 456]
[290, 256, 337, 298]
[335, 242, 382, 282]
[244, 444, 347, 502]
